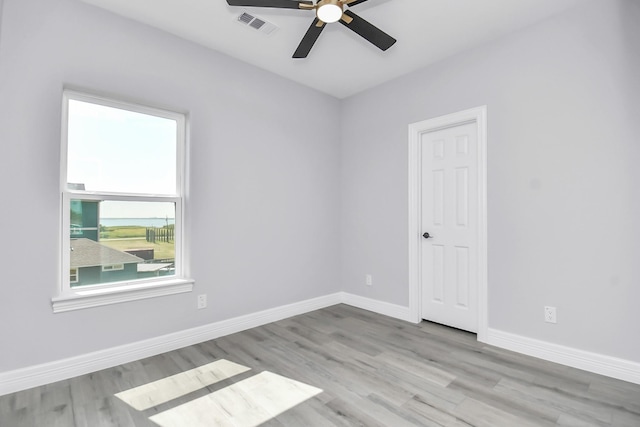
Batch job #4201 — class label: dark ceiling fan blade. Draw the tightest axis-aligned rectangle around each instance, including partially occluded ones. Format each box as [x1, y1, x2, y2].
[340, 9, 396, 51]
[344, 0, 370, 6]
[226, 0, 312, 9]
[293, 19, 326, 58]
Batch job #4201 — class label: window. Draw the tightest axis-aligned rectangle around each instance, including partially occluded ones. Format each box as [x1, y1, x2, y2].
[53, 90, 193, 313]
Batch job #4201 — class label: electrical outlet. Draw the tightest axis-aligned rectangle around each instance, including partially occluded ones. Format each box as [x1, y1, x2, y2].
[197, 294, 207, 310]
[365, 274, 372, 286]
[544, 306, 557, 324]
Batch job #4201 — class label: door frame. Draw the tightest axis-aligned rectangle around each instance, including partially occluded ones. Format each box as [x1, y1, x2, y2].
[408, 106, 488, 342]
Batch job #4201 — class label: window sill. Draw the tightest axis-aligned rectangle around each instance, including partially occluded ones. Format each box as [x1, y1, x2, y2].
[51, 278, 194, 313]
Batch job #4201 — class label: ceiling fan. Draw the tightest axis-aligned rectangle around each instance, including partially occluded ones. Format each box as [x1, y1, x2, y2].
[226, 0, 396, 58]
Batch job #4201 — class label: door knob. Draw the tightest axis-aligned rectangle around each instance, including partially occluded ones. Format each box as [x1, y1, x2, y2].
[423, 232, 432, 239]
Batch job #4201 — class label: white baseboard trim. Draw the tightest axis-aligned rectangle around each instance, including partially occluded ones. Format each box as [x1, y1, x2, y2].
[486, 328, 640, 385]
[0, 292, 342, 397]
[340, 292, 413, 322]
[7, 295, 637, 397]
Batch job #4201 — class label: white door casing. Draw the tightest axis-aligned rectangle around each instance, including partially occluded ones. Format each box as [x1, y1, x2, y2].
[408, 106, 488, 340]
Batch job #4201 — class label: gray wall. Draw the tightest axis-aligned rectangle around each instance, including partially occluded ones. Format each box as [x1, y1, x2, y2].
[0, 0, 4, 45]
[0, 0, 341, 371]
[340, 0, 640, 362]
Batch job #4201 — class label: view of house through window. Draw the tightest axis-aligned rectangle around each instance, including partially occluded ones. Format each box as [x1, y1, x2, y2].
[63, 92, 184, 290]
[69, 200, 177, 287]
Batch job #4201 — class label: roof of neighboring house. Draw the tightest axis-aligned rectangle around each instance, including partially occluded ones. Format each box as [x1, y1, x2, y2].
[70, 238, 143, 268]
[137, 263, 173, 273]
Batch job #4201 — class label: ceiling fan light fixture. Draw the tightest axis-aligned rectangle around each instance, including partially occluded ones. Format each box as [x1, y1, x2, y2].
[316, 0, 343, 24]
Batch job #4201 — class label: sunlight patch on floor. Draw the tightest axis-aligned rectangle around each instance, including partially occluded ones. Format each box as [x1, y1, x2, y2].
[115, 359, 250, 411]
[148, 371, 323, 427]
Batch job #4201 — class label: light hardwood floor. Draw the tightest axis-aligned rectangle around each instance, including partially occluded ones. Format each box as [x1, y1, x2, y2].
[1, 304, 639, 426]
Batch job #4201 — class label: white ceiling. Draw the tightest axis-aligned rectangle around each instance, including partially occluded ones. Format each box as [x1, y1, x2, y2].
[79, 0, 586, 98]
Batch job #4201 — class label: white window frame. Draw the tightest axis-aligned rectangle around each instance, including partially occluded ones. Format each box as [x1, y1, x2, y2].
[53, 89, 193, 313]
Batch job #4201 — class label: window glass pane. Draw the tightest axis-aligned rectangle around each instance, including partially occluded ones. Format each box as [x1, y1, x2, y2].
[67, 100, 177, 195]
[70, 199, 176, 288]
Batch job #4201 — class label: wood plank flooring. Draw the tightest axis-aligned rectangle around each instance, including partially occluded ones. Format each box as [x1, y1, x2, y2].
[1, 304, 639, 426]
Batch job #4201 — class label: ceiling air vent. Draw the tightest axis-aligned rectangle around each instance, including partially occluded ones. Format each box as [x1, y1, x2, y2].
[237, 12, 277, 36]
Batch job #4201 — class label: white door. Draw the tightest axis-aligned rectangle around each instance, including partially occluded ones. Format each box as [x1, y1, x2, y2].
[420, 122, 478, 332]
